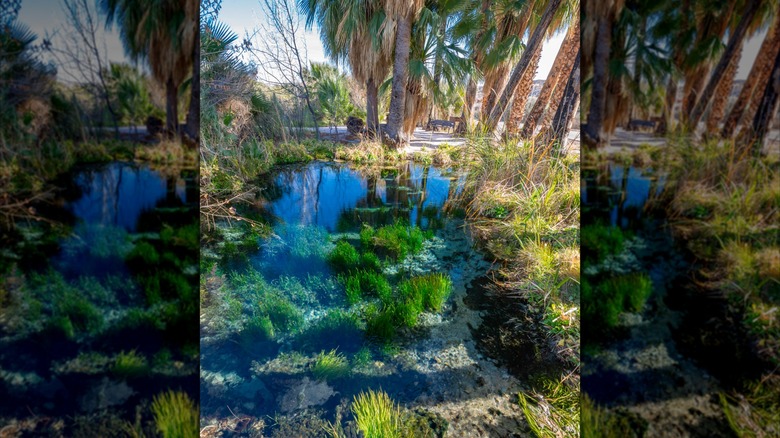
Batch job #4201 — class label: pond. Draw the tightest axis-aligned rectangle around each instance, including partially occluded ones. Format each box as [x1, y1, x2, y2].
[0, 161, 199, 433]
[580, 163, 763, 436]
[200, 161, 550, 436]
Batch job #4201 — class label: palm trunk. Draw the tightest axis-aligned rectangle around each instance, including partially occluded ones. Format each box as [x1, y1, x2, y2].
[706, 43, 742, 132]
[743, 47, 780, 156]
[366, 78, 379, 134]
[583, 14, 611, 148]
[484, 0, 562, 134]
[659, 77, 678, 133]
[459, 77, 477, 132]
[548, 49, 581, 151]
[507, 49, 542, 133]
[722, 16, 780, 138]
[386, 15, 413, 146]
[689, 0, 760, 129]
[184, 24, 200, 145]
[521, 21, 579, 138]
[165, 77, 179, 136]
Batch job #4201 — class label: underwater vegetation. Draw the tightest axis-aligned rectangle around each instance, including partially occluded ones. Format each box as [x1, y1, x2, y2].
[351, 389, 405, 438]
[112, 350, 149, 378]
[582, 273, 652, 336]
[360, 222, 432, 261]
[581, 223, 632, 264]
[151, 390, 199, 438]
[311, 349, 350, 381]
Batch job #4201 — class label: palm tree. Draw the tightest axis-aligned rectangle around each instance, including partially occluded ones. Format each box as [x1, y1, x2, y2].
[385, 0, 425, 145]
[722, 13, 780, 138]
[741, 42, 780, 154]
[520, 19, 579, 138]
[688, 0, 762, 129]
[480, 0, 534, 118]
[100, 0, 198, 136]
[301, 0, 392, 135]
[484, 0, 563, 133]
[546, 49, 580, 149]
[581, 0, 624, 148]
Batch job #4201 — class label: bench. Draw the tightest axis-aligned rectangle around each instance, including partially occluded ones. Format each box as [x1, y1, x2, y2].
[627, 119, 657, 132]
[427, 119, 455, 132]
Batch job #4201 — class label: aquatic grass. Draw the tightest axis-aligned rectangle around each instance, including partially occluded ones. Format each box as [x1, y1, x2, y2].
[365, 304, 397, 342]
[720, 376, 780, 437]
[311, 349, 350, 381]
[295, 309, 363, 352]
[260, 293, 304, 334]
[352, 347, 373, 368]
[581, 223, 632, 264]
[126, 241, 160, 267]
[518, 378, 579, 437]
[360, 222, 430, 261]
[327, 240, 361, 271]
[53, 291, 104, 338]
[398, 273, 453, 313]
[112, 350, 149, 378]
[341, 269, 392, 305]
[351, 389, 405, 438]
[581, 395, 645, 438]
[582, 273, 652, 335]
[151, 390, 198, 438]
[241, 313, 275, 342]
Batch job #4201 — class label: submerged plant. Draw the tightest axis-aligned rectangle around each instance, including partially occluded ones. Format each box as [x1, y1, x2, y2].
[311, 349, 350, 381]
[112, 349, 149, 378]
[327, 240, 361, 271]
[582, 273, 652, 334]
[342, 269, 392, 305]
[581, 223, 632, 264]
[151, 390, 199, 438]
[360, 222, 430, 261]
[351, 389, 405, 438]
[260, 293, 303, 334]
[399, 273, 453, 312]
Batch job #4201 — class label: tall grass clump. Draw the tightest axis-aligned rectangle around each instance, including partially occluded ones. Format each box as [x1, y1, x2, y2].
[582, 273, 652, 333]
[398, 273, 453, 312]
[342, 269, 392, 304]
[112, 350, 149, 378]
[351, 389, 405, 438]
[151, 390, 199, 438]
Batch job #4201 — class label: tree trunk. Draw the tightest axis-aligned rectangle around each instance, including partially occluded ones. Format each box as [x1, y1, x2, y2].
[184, 23, 200, 146]
[366, 77, 379, 134]
[165, 77, 179, 136]
[484, 0, 562, 134]
[722, 16, 780, 138]
[743, 46, 780, 156]
[521, 21, 579, 138]
[582, 14, 611, 148]
[548, 49, 581, 151]
[385, 15, 412, 146]
[688, 0, 760, 129]
[659, 77, 678, 133]
[507, 49, 543, 133]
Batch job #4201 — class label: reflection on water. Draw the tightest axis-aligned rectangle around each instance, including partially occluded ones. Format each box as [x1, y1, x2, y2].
[68, 162, 191, 230]
[582, 163, 666, 229]
[265, 162, 464, 232]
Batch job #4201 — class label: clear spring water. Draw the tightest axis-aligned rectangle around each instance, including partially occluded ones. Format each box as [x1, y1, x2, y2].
[200, 161, 533, 434]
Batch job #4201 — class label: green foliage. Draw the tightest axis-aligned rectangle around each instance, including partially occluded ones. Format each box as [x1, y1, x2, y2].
[311, 349, 350, 381]
[365, 304, 397, 342]
[151, 390, 199, 438]
[112, 350, 149, 378]
[52, 291, 104, 338]
[126, 241, 160, 267]
[351, 389, 405, 438]
[518, 378, 579, 437]
[241, 313, 276, 343]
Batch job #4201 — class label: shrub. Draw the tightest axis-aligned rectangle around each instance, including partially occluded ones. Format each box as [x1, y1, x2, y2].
[311, 349, 350, 381]
[151, 390, 199, 438]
